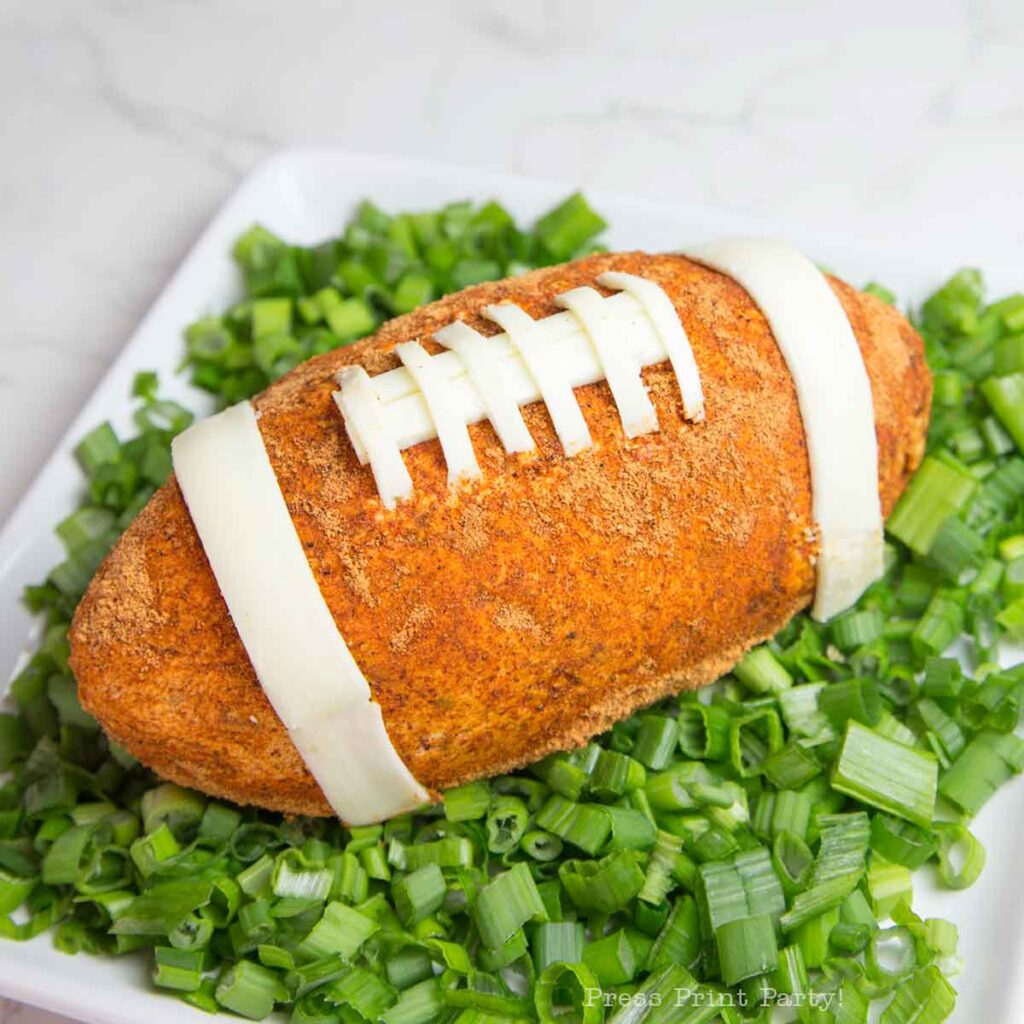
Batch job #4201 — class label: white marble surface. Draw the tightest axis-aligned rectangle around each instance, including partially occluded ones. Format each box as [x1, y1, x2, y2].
[1, 0, 1022, 1020]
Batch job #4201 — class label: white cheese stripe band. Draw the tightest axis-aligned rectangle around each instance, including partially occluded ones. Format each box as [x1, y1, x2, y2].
[682, 239, 883, 621]
[334, 273, 702, 507]
[171, 402, 429, 823]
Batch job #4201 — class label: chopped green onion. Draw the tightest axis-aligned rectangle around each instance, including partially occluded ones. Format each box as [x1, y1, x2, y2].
[887, 456, 977, 555]
[532, 921, 585, 973]
[677, 704, 732, 760]
[716, 913, 777, 986]
[559, 851, 644, 913]
[392, 864, 446, 926]
[938, 730, 1024, 815]
[631, 715, 679, 770]
[443, 782, 491, 822]
[734, 646, 793, 694]
[471, 862, 546, 949]
[879, 965, 956, 1024]
[935, 823, 986, 890]
[831, 721, 938, 827]
[534, 961, 602, 1024]
[215, 959, 287, 1019]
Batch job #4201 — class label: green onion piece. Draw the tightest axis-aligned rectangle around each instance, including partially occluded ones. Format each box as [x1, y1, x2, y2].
[582, 929, 638, 986]
[392, 864, 446, 926]
[639, 830, 682, 905]
[272, 851, 332, 903]
[879, 965, 956, 1024]
[830, 921, 872, 955]
[696, 847, 786, 950]
[535, 796, 610, 855]
[830, 608, 884, 652]
[215, 959, 287, 1020]
[478, 927, 528, 970]
[484, 795, 529, 853]
[887, 456, 977, 555]
[559, 851, 645, 913]
[865, 925, 916, 986]
[153, 945, 205, 992]
[935, 823, 986, 890]
[778, 684, 836, 743]
[521, 830, 564, 862]
[780, 814, 869, 933]
[532, 921, 585, 973]
[605, 806, 657, 852]
[772, 831, 814, 900]
[396, 837, 473, 872]
[677, 704, 732, 760]
[590, 749, 646, 799]
[820, 677, 883, 730]
[734, 646, 793, 694]
[793, 908, 839, 969]
[771, 943, 809, 1004]
[912, 589, 966, 660]
[295, 902, 378, 963]
[996, 596, 1024, 637]
[534, 193, 607, 261]
[831, 721, 938, 827]
[716, 913, 778, 986]
[867, 860, 914, 919]
[326, 965, 397, 1018]
[534, 961, 602, 1024]
[631, 715, 679, 770]
[729, 708, 784, 777]
[386, 949, 433, 991]
[536, 756, 588, 801]
[939, 730, 1024, 815]
[763, 743, 821, 790]
[380, 978, 444, 1024]
[443, 782, 491, 822]
[197, 802, 241, 842]
[471, 862, 546, 949]
[287, 953, 348, 999]
[870, 815, 939, 869]
[74, 422, 121, 473]
[927, 517, 984, 579]
[111, 879, 213, 937]
[982, 372, 1024, 450]
[647, 894, 701, 972]
[140, 783, 206, 837]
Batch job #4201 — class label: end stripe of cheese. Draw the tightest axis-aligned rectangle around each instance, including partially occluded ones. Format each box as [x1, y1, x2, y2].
[556, 286, 659, 439]
[682, 239, 883, 621]
[171, 401, 429, 823]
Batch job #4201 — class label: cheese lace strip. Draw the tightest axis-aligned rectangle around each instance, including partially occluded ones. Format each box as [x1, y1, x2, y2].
[597, 271, 705, 422]
[682, 238, 883, 621]
[433, 321, 536, 454]
[334, 366, 412, 510]
[555, 286, 659, 438]
[172, 401, 429, 823]
[334, 274, 701, 501]
[395, 341, 482, 485]
[482, 302, 594, 456]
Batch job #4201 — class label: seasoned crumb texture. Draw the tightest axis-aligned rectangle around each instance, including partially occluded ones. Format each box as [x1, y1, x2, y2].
[70, 253, 931, 817]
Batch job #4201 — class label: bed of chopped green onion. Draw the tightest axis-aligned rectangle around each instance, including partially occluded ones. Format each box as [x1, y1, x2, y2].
[1, 195, 1022, 1024]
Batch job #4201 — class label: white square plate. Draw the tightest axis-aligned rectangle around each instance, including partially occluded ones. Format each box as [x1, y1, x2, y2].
[0, 150, 1020, 1024]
